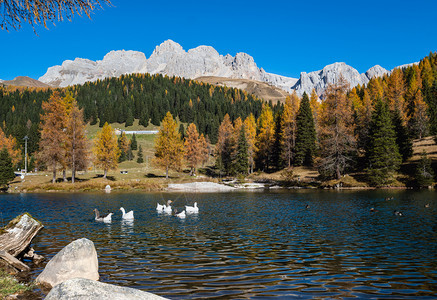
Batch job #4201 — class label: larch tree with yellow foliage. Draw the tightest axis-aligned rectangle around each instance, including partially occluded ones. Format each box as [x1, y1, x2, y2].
[93, 122, 120, 179]
[0, 126, 21, 166]
[65, 98, 89, 183]
[281, 93, 300, 167]
[256, 104, 275, 171]
[154, 111, 184, 179]
[244, 114, 257, 174]
[318, 77, 356, 179]
[185, 123, 208, 176]
[38, 91, 68, 183]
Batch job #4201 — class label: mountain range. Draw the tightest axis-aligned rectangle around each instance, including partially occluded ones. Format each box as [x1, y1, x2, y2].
[16, 40, 413, 97]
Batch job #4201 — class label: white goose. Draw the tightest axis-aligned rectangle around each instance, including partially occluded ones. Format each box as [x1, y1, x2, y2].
[185, 202, 199, 214]
[175, 209, 186, 219]
[120, 207, 134, 220]
[93, 209, 113, 222]
[163, 200, 173, 214]
[156, 203, 165, 211]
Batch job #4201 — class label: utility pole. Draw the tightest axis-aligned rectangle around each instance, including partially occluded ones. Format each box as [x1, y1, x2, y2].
[23, 136, 29, 175]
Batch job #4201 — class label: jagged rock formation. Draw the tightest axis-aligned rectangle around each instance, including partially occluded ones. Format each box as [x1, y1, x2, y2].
[39, 39, 394, 97]
[293, 62, 390, 96]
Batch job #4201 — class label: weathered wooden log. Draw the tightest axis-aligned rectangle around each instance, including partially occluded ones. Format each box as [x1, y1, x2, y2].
[0, 213, 44, 258]
[0, 250, 30, 271]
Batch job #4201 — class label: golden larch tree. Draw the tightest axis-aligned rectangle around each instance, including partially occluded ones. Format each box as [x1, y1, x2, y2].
[411, 89, 429, 139]
[0, 126, 21, 166]
[184, 123, 207, 176]
[318, 77, 356, 179]
[244, 114, 257, 174]
[93, 122, 120, 179]
[38, 91, 68, 183]
[154, 111, 184, 179]
[281, 92, 300, 167]
[65, 99, 89, 183]
[387, 68, 407, 123]
[256, 104, 276, 171]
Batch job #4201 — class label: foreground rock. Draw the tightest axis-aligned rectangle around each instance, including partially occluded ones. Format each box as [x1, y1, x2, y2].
[45, 278, 167, 300]
[35, 238, 98, 288]
[167, 181, 236, 192]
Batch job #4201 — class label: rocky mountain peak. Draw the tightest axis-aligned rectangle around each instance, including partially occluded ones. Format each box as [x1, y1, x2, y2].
[37, 40, 404, 97]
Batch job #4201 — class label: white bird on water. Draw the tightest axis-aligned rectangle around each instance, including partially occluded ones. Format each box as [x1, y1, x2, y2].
[93, 209, 113, 222]
[185, 202, 199, 214]
[120, 207, 134, 220]
[175, 209, 186, 219]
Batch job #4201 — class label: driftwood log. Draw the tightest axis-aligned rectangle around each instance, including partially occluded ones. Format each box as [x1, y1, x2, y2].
[0, 213, 44, 271]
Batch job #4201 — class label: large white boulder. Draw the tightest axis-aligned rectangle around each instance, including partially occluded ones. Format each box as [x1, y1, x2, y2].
[45, 278, 167, 300]
[35, 238, 98, 288]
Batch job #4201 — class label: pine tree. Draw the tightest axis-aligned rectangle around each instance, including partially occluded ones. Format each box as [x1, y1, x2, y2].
[38, 91, 68, 183]
[415, 151, 435, 188]
[0, 147, 15, 188]
[179, 124, 185, 140]
[125, 108, 134, 127]
[216, 114, 234, 175]
[130, 133, 138, 150]
[352, 89, 373, 151]
[154, 111, 184, 179]
[294, 92, 316, 166]
[365, 100, 402, 186]
[93, 122, 120, 179]
[392, 109, 413, 162]
[235, 126, 249, 176]
[117, 132, 129, 162]
[65, 99, 89, 183]
[127, 142, 134, 161]
[137, 145, 144, 163]
[318, 77, 356, 179]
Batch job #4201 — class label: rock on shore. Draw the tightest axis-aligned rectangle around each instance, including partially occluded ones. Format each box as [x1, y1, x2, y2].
[167, 182, 236, 192]
[45, 278, 167, 300]
[35, 238, 98, 288]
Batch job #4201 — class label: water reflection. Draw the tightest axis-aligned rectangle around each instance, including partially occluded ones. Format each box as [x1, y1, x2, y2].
[0, 190, 436, 299]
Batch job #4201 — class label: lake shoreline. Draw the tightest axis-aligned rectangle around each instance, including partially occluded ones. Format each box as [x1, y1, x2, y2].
[6, 179, 420, 193]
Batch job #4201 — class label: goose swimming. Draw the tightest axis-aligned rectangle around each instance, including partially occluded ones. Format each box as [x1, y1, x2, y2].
[185, 202, 199, 214]
[120, 207, 134, 220]
[175, 209, 186, 219]
[93, 209, 113, 222]
[163, 200, 173, 214]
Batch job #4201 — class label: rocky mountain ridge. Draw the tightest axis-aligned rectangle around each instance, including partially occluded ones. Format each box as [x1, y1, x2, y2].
[38, 40, 398, 96]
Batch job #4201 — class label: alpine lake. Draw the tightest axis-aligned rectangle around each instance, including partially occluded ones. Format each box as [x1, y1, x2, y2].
[1, 190, 436, 299]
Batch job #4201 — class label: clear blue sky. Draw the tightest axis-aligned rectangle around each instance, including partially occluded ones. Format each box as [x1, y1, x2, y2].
[0, 0, 436, 81]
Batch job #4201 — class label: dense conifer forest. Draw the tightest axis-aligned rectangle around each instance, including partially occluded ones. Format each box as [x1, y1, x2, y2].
[0, 73, 271, 153]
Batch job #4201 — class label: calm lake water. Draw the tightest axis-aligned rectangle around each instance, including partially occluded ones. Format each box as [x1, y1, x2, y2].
[1, 190, 436, 299]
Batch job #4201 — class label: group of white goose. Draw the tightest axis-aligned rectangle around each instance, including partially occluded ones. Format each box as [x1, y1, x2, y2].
[93, 201, 199, 222]
[156, 200, 199, 219]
